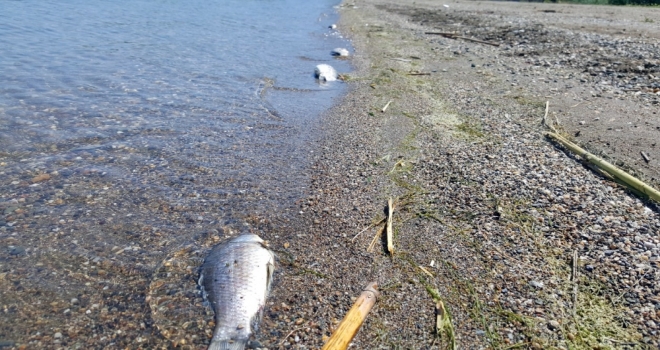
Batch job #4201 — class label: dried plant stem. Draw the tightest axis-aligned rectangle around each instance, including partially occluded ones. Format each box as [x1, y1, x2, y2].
[387, 197, 394, 255]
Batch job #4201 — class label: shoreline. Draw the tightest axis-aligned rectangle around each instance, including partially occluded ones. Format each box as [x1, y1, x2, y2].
[262, 0, 660, 348]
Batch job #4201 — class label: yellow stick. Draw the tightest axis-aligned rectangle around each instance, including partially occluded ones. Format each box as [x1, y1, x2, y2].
[546, 132, 660, 202]
[321, 282, 379, 350]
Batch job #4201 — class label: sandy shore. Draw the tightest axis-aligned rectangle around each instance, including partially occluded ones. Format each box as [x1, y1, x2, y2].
[260, 1, 660, 349]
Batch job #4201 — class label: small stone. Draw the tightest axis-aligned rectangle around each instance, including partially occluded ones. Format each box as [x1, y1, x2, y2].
[548, 320, 560, 331]
[283, 242, 290, 249]
[585, 264, 594, 272]
[8, 246, 25, 256]
[31, 174, 51, 183]
[530, 280, 544, 289]
[71, 298, 79, 305]
[54, 332, 62, 339]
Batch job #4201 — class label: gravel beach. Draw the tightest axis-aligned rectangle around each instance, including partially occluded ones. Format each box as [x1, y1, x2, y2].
[2, 0, 660, 349]
[260, 1, 660, 349]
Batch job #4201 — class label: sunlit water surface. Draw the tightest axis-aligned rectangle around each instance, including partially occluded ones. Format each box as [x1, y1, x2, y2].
[0, 0, 349, 347]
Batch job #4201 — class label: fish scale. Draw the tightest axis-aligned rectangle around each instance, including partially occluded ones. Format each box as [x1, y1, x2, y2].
[200, 234, 275, 350]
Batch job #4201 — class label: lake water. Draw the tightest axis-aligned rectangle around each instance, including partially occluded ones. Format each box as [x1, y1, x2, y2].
[0, 0, 350, 347]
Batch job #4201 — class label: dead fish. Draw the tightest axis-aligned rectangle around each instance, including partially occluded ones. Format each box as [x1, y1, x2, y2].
[331, 48, 350, 57]
[315, 64, 338, 82]
[200, 234, 275, 350]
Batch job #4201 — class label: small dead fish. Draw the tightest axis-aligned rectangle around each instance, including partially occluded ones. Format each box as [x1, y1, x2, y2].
[200, 234, 275, 350]
[315, 64, 338, 82]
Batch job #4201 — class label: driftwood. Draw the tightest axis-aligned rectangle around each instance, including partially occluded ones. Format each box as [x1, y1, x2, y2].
[425, 32, 500, 47]
[546, 132, 660, 203]
[321, 282, 379, 350]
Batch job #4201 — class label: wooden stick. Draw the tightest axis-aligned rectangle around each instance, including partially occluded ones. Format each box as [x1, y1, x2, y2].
[321, 282, 379, 350]
[387, 198, 394, 255]
[546, 132, 660, 202]
[407, 73, 431, 76]
[381, 100, 393, 113]
[641, 151, 650, 163]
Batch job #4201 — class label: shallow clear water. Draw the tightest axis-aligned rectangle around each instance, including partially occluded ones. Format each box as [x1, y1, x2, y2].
[0, 0, 349, 346]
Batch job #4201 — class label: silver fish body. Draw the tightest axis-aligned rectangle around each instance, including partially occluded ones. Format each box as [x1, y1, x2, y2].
[200, 234, 275, 350]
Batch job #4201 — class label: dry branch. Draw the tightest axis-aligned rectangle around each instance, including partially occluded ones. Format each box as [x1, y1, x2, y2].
[546, 132, 660, 203]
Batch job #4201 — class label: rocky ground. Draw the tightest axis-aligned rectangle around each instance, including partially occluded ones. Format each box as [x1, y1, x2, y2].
[260, 1, 660, 349]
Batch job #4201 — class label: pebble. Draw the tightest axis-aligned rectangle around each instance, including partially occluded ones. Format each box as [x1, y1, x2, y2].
[548, 320, 561, 331]
[529, 280, 544, 289]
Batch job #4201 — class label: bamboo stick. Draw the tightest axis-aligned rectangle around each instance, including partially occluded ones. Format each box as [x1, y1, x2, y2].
[546, 132, 660, 203]
[386, 198, 394, 255]
[321, 282, 379, 350]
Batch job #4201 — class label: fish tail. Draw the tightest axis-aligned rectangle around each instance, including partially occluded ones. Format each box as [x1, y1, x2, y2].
[207, 339, 248, 350]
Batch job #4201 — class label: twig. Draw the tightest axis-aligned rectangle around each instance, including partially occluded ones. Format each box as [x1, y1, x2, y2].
[570, 100, 587, 108]
[387, 198, 394, 255]
[571, 250, 578, 315]
[542, 101, 557, 133]
[407, 72, 431, 76]
[456, 36, 500, 47]
[390, 57, 411, 62]
[641, 151, 650, 163]
[352, 218, 387, 242]
[435, 299, 456, 350]
[280, 326, 309, 345]
[425, 31, 457, 37]
[418, 265, 434, 278]
[425, 32, 499, 46]
[367, 224, 385, 252]
[381, 100, 393, 113]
